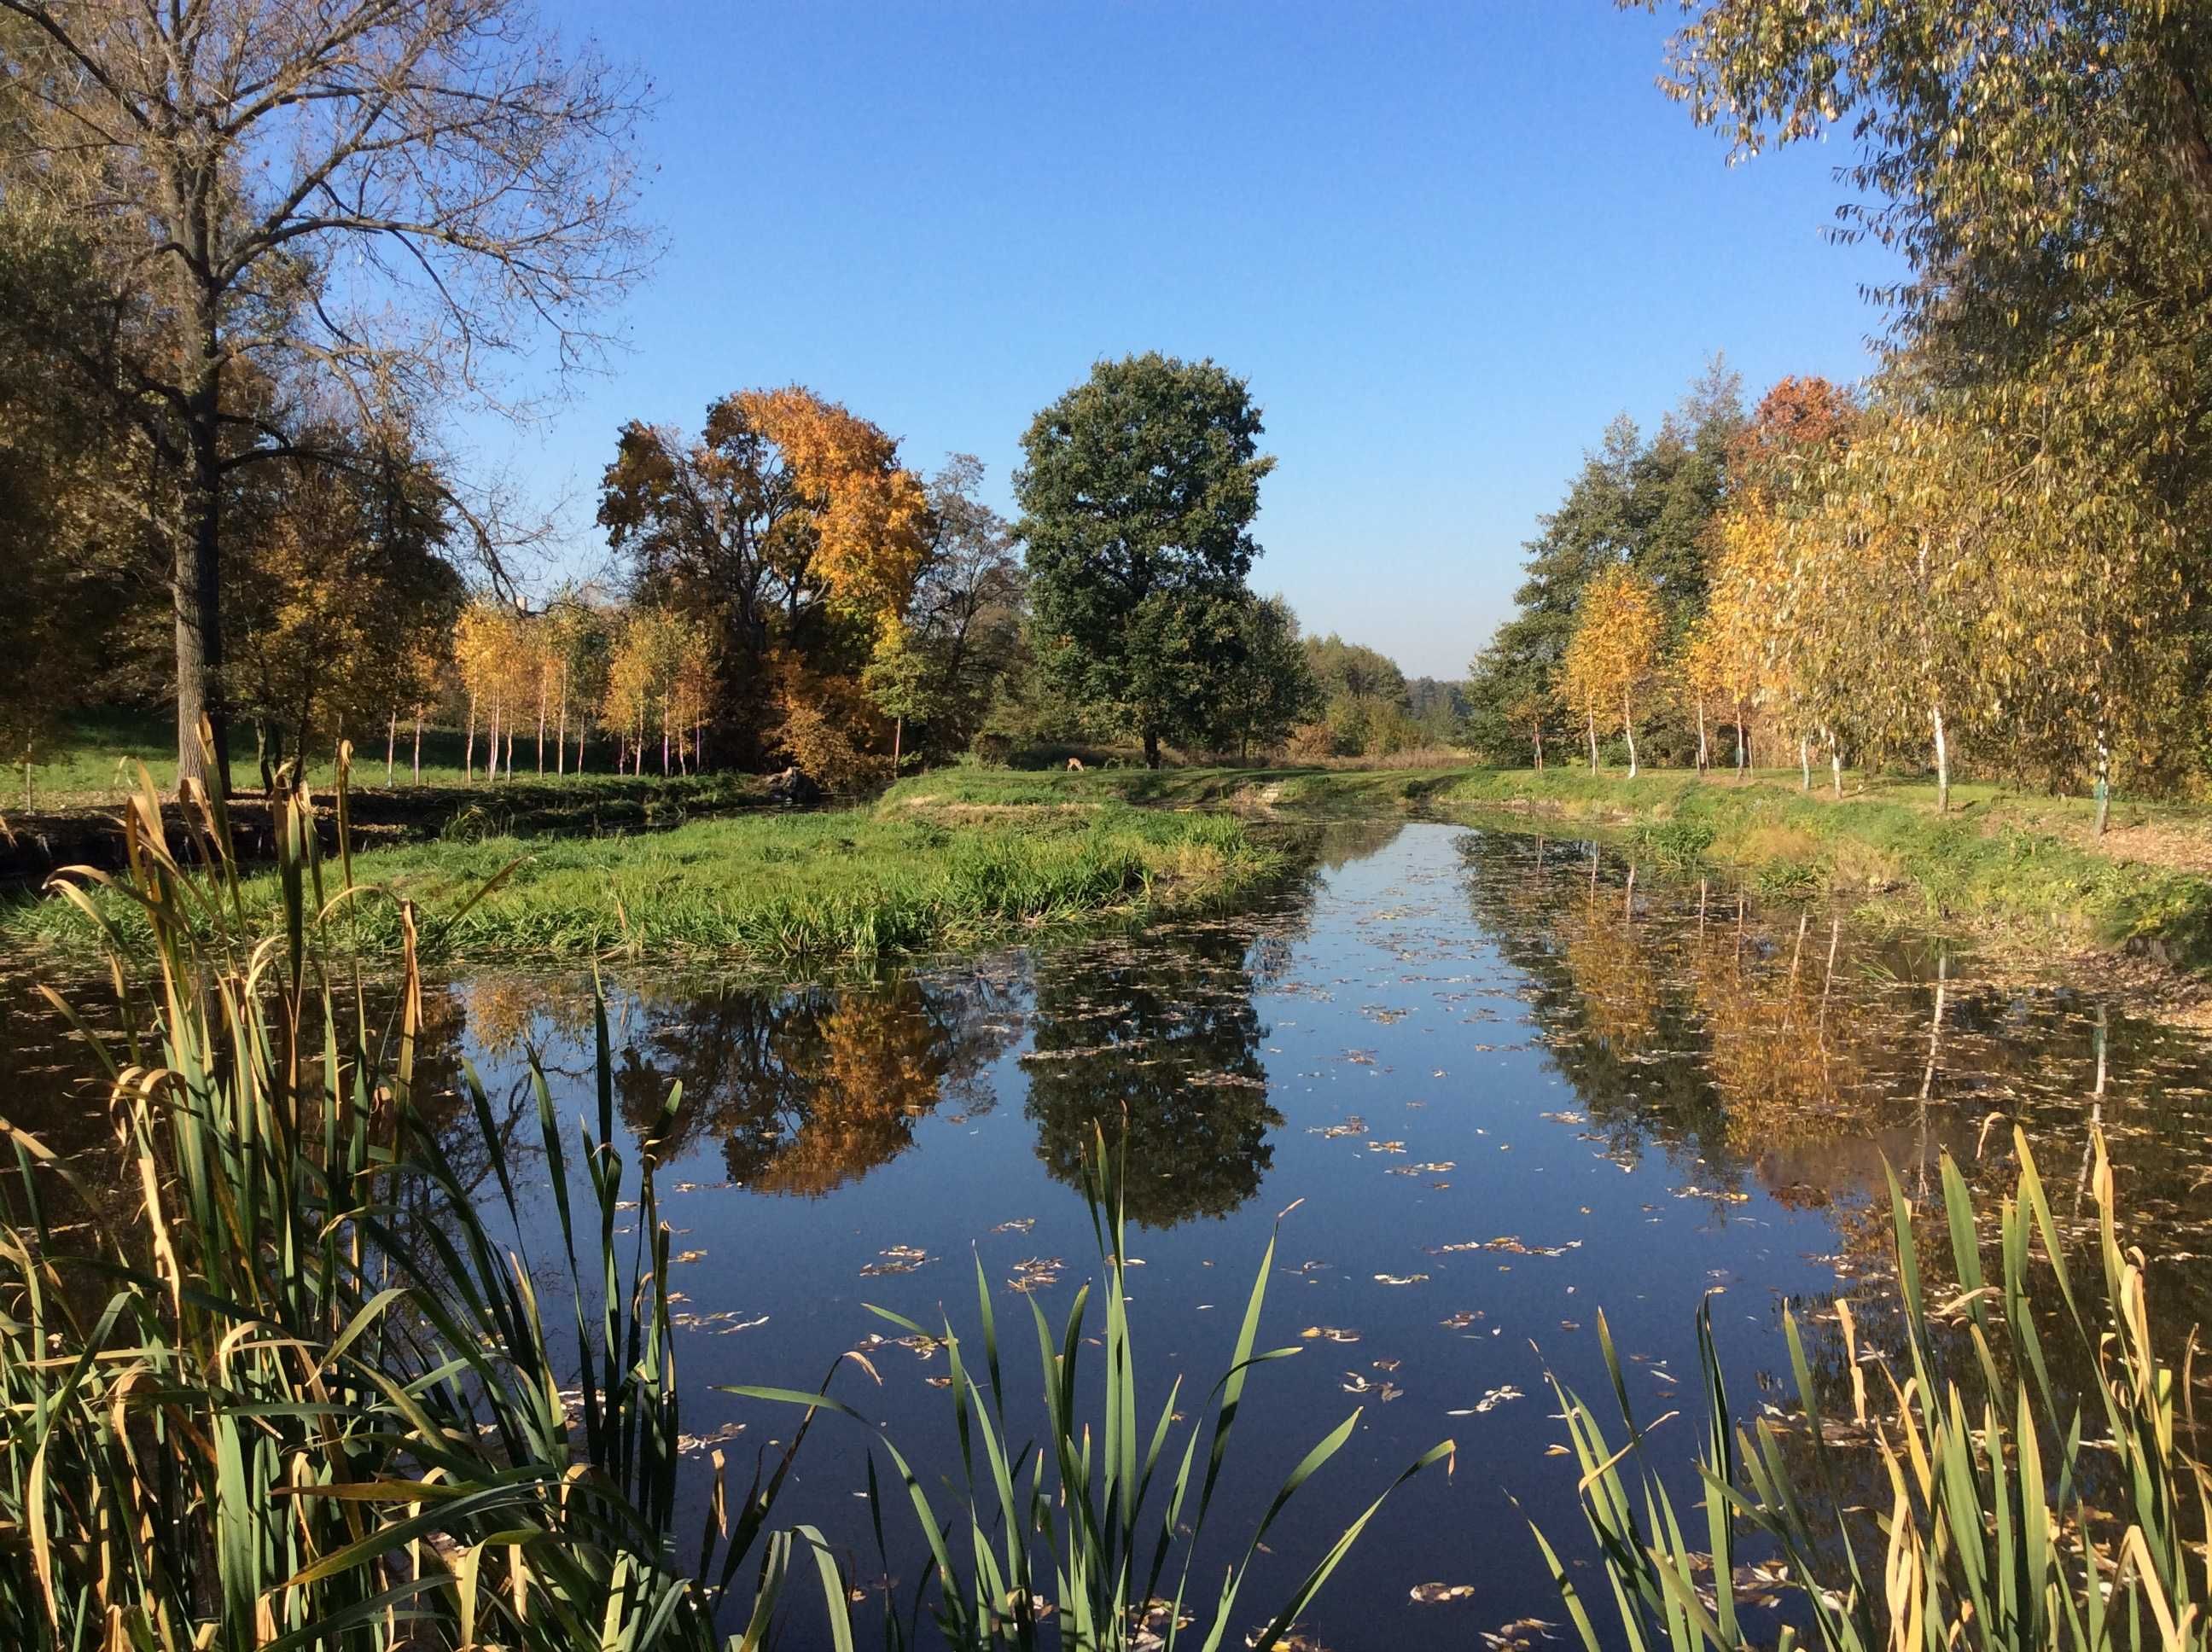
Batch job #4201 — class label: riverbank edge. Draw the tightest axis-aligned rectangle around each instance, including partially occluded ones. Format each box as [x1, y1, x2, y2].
[885, 765, 2212, 986]
[0, 801, 1287, 972]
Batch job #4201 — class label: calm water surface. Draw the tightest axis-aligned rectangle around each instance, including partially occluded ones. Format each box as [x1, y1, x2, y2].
[8, 818, 2210, 1649]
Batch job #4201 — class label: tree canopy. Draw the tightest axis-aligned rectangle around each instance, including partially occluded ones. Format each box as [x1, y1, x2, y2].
[1016, 352, 1275, 768]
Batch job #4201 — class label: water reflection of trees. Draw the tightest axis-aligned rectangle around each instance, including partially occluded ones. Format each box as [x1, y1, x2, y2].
[452, 970, 1025, 1199]
[1022, 916, 1282, 1230]
[1458, 835, 2005, 1205]
[1456, 828, 2212, 1354]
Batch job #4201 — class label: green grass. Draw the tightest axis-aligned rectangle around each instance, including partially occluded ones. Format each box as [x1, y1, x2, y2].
[8, 704, 627, 806]
[881, 762, 1470, 812]
[5, 799, 1281, 965]
[1430, 767, 2212, 967]
[891, 763, 2212, 971]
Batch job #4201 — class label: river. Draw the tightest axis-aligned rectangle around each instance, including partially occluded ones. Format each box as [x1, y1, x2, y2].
[6, 816, 2208, 1649]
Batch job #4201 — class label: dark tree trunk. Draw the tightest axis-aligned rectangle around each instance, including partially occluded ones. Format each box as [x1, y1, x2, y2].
[1143, 729, 1161, 770]
[178, 306, 232, 797]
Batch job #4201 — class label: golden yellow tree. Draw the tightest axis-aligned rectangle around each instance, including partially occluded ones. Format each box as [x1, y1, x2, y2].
[453, 602, 532, 784]
[1559, 565, 1664, 776]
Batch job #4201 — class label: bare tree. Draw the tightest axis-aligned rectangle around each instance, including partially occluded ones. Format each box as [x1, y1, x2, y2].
[0, 0, 653, 793]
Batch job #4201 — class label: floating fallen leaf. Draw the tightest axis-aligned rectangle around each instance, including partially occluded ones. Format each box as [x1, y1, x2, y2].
[1411, 1582, 1478, 1605]
[860, 1244, 932, 1277]
[1447, 1384, 1524, 1416]
[1008, 1257, 1067, 1293]
[1373, 1272, 1429, 1287]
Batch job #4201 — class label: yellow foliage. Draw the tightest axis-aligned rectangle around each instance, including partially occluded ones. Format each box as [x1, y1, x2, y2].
[736, 387, 930, 627]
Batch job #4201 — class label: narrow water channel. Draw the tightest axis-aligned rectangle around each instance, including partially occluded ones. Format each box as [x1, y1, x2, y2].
[6, 817, 2207, 1649]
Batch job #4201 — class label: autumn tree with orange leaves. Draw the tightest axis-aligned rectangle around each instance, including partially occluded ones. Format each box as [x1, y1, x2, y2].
[598, 386, 929, 771]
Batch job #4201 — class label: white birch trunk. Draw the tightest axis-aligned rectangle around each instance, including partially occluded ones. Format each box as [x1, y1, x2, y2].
[1932, 701, 1950, 813]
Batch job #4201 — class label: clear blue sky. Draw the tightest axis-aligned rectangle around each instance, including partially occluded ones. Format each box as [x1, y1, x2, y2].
[486, 0, 1901, 679]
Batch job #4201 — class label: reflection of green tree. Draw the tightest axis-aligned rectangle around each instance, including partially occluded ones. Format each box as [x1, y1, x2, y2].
[1022, 923, 1278, 1229]
[606, 973, 1022, 1197]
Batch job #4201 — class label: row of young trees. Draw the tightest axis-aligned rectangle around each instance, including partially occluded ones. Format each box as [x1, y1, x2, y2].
[1485, 364, 2196, 831]
[1472, 2, 2212, 823]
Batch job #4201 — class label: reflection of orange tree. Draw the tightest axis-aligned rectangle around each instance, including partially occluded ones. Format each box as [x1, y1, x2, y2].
[462, 976, 598, 1056]
[1556, 890, 1663, 1060]
[606, 975, 1020, 1198]
[1683, 920, 1882, 1160]
[747, 992, 965, 1196]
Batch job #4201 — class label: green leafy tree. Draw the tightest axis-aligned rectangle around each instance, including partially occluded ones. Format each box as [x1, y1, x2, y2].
[862, 624, 940, 771]
[1212, 595, 1320, 759]
[1016, 352, 1275, 768]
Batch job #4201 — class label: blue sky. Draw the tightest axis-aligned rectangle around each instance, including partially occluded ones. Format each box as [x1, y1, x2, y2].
[485, 0, 1901, 678]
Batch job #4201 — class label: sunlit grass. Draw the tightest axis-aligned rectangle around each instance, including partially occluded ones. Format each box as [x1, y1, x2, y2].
[4, 795, 1281, 964]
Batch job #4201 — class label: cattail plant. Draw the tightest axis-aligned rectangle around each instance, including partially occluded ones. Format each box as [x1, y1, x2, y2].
[1534, 1128, 2210, 1652]
[0, 727, 827, 1649]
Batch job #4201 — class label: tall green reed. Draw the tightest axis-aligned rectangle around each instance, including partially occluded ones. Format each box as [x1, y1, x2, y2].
[733, 1133, 1456, 1652]
[0, 736, 818, 1650]
[1536, 1128, 2210, 1652]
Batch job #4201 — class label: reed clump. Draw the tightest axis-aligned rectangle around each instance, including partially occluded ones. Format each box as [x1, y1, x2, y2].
[732, 1134, 1456, 1651]
[0, 746, 824, 1649]
[1538, 1129, 2212, 1652]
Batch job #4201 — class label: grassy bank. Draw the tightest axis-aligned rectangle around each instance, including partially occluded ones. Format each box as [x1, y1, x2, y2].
[888, 763, 2212, 969]
[8, 705, 625, 806]
[1433, 766, 2212, 966]
[6, 799, 1280, 966]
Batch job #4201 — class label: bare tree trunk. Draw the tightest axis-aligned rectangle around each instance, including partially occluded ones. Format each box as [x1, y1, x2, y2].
[412, 713, 422, 784]
[1586, 712, 1598, 772]
[176, 287, 233, 799]
[1799, 737, 1811, 791]
[465, 694, 477, 782]
[1736, 713, 1747, 778]
[894, 715, 903, 772]
[386, 712, 397, 785]
[1531, 723, 1543, 771]
[1143, 728, 1161, 770]
[536, 678, 547, 773]
[1828, 730, 1843, 800]
[1695, 698, 1708, 773]
[1932, 701, 1951, 812]
[577, 718, 587, 773]
[556, 661, 568, 777]
[1621, 693, 1637, 778]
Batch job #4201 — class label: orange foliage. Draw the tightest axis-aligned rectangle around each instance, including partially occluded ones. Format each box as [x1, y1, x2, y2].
[735, 387, 930, 629]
